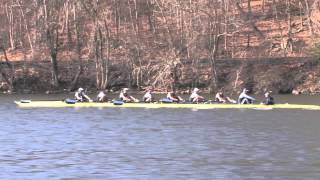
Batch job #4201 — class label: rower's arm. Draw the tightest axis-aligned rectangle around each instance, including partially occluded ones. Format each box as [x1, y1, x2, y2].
[84, 94, 93, 102]
[242, 94, 256, 101]
[130, 96, 139, 102]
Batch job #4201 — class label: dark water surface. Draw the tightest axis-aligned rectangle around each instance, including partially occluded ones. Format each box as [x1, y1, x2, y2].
[1, 94, 320, 179]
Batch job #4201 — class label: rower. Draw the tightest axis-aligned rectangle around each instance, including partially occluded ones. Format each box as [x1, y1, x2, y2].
[261, 91, 274, 105]
[119, 88, 139, 102]
[167, 91, 184, 103]
[238, 88, 256, 104]
[215, 91, 237, 104]
[189, 88, 205, 103]
[215, 91, 226, 103]
[97, 90, 108, 102]
[143, 89, 154, 103]
[75, 87, 92, 102]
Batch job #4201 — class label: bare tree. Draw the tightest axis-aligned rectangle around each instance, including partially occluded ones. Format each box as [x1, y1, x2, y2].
[0, 46, 15, 93]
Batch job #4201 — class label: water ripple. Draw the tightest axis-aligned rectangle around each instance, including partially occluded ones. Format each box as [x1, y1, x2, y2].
[1, 95, 320, 179]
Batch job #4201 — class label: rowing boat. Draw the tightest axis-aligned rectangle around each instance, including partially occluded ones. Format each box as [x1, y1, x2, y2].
[14, 100, 320, 110]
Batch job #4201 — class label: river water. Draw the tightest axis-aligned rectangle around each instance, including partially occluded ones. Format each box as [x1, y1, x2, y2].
[1, 94, 320, 179]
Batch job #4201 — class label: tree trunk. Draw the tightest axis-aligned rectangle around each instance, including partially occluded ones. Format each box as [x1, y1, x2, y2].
[47, 28, 60, 88]
[5, 4, 15, 50]
[17, 0, 34, 57]
[50, 51, 60, 88]
[0, 47, 15, 93]
[208, 19, 220, 92]
[69, 11, 83, 91]
[303, 0, 314, 36]
[94, 27, 102, 89]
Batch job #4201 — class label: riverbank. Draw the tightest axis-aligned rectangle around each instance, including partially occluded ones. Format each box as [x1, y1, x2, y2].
[1, 57, 320, 95]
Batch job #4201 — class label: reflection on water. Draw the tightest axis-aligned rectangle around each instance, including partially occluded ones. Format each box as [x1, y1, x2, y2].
[1, 95, 320, 179]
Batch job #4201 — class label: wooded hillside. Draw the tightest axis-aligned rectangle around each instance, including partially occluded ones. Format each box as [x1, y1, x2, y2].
[1, 0, 320, 93]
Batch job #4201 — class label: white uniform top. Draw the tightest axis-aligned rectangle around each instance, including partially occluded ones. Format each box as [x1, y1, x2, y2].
[189, 92, 199, 100]
[97, 91, 106, 99]
[75, 91, 83, 100]
[143, 92, 152, 99]
[215, 93, 225, 101]
[119, 92, 127, 99]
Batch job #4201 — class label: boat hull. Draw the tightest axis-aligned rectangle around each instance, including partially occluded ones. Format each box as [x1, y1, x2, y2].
[14, 101, 320, 110]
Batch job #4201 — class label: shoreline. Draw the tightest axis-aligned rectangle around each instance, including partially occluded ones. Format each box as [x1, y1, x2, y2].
[1, 58, 320, 95]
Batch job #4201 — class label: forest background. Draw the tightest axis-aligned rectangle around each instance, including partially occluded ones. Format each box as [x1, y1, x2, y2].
[1, 0, 320, 94]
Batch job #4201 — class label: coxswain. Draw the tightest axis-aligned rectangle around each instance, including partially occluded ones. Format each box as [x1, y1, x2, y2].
[97, 90, 108, 102]
[189, 88, 205, 103]
[119, 88, 139, 102]
[75, 88, 92, 102]
[238, 88, 256, 104]
[167, 91, 184, 103]
[143, 89, 154, 103]
[261, 91, 274, 105]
